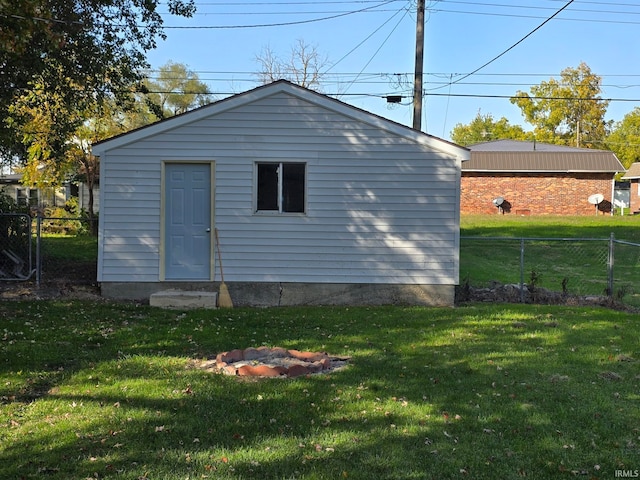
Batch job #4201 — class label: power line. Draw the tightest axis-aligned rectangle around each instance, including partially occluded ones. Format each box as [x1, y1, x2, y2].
[138, 70, 640, 90]
[133, 89, 640, 103]
[1, 0, 399, 30]
[156, 1, 397, 29]
[8, 1, 640, 30]
[323, 3, 411, 75]
[445, 0, 575, 88]
[339, 5, 412, 93]
[424, 92, 636, 102]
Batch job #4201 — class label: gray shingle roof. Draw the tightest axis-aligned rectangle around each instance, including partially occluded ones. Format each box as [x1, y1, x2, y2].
[622, 162, 640, 179]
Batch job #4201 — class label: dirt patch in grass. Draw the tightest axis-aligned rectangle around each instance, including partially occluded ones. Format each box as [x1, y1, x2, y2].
[0, 268, 634, 310]
[455, 281, 634, 311]
[0, 260, 102, 301]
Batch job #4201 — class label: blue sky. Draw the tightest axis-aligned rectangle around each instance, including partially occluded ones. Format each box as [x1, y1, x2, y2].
[147, 1, 640, 141]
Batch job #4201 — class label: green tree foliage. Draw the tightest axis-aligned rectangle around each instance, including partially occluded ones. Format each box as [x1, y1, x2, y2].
[11, 88, 128, 234]
[144, 62, 213, 118]
[1, 0, 196, 165]
[510, 63, 610, 148]
[450, 112, 529, 146]
[606, 107, 640, 169]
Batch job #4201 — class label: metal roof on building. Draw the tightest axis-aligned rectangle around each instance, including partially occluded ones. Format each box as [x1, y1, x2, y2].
[469, 139, 592, 152]
[463, 144, 624, 173]
[463, 151, 623, 173]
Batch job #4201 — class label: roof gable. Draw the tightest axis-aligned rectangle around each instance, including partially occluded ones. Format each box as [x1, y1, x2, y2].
[622, 162, 640, 179]
[92, 80, 468, 160]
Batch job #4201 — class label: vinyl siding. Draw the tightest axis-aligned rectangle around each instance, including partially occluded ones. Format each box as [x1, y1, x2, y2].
[97, 91, 461, 285]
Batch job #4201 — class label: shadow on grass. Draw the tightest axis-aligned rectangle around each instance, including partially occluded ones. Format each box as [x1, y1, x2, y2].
[1, 304, 638, 479]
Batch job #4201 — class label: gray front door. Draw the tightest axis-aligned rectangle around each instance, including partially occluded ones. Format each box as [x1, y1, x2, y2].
[164, 163, 212, 280]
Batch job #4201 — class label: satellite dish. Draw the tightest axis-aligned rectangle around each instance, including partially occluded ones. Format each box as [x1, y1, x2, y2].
[588, 193, 604, 205]
[492, 197, 504, 207]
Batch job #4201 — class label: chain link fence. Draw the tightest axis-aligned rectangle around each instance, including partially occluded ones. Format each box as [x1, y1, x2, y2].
[459, 235, 640, 307]
[1, 213, 639, 307]
[0, 213, 34, 281]
[0, 214, 96, 293]
[34, 216, 97, 288]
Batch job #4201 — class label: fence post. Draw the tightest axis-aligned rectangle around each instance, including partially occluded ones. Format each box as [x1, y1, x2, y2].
[520, 238, 525, 303]
[608, 232, 614, 299]
[36, 215, 42, 287]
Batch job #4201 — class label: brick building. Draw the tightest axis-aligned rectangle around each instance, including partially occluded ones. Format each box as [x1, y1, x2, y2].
[621, 162, 640, 214]
[461, 140, 625, 215]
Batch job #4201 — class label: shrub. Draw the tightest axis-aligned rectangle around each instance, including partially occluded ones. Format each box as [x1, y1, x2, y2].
[40, 198, 88, 235]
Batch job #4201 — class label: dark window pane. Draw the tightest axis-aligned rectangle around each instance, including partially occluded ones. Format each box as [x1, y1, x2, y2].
[282, 163, 305, 213]
[29, 189, 39, 206]
[257, 163, 279, 211]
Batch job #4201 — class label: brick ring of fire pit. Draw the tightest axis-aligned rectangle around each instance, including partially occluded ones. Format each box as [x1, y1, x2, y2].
[208, 346, 349, 378]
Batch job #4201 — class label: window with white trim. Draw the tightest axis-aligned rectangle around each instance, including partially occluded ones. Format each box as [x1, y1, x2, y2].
[16, 188, 40, 207]
[256, 162, 306, 213]
[16, 188, 27, 207]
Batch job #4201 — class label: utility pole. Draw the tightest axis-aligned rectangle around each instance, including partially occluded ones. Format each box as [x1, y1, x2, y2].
[412, 0, 425, 131]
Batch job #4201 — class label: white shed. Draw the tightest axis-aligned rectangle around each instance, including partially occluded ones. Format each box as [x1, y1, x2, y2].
[92, 80, 469, 306]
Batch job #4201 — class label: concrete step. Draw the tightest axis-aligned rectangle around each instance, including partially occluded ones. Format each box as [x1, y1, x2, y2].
[150, 290, 218, 309]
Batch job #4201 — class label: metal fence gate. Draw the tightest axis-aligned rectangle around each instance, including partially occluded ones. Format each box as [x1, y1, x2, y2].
[0, 213, 35, 280]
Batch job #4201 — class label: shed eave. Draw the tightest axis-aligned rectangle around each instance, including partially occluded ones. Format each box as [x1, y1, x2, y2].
[91, 80, 468, 160]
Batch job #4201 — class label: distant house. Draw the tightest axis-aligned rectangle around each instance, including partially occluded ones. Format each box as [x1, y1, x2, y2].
[621, 162, 640, 214]
[461, 140, 625, 215]
[91, 80, 470, 306]
[0, 173, 98, 212]
[0, 173, 65, 209]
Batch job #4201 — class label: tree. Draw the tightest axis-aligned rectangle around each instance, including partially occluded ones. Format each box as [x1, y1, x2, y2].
[450, 112, 529, 146]
[255, 39, 331, 90]
[1, 0, 196, 167]
[606, 107, 640, 169]
[144, 62, 213, 118]
[510, 63, 610, 148]
[10, 80, 128, 234]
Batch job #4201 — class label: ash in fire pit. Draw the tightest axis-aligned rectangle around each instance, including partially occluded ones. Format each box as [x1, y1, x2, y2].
[199, 346, 350, 378]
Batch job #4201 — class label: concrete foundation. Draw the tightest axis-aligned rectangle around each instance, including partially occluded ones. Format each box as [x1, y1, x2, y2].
[149, 290, 218, 309]
[101, 281, 455, 307]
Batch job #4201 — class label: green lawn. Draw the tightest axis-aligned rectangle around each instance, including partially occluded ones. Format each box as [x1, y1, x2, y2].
[38, 234, 98, 263]
[461, 214, 640, 241]
[1, 302, 638, 479]
[460, 215, 640, 306]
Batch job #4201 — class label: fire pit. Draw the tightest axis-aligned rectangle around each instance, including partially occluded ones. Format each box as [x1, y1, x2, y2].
[197, 346, 350, 378]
